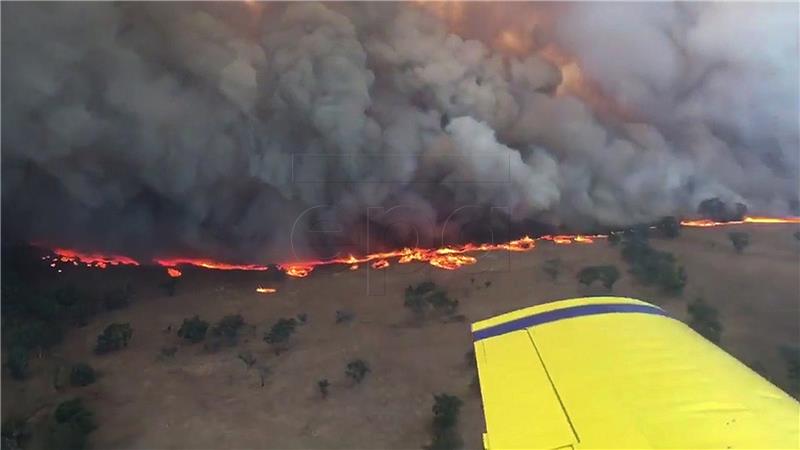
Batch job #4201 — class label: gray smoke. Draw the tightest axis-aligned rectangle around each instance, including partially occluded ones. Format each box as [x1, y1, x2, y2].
[2, 2, 798, 262]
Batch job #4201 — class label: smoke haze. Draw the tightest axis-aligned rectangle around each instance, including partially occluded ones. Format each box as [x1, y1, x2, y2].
[2, 2, 798, 262]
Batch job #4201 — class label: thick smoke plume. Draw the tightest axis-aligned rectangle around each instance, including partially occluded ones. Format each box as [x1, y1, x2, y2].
[2, 2, 798, 262]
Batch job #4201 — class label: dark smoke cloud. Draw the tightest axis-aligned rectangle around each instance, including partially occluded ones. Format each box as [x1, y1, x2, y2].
[2, 2, 798, 262]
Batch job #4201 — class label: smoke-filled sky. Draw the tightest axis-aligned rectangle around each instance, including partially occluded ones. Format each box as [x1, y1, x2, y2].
[2, 2, 798, 262]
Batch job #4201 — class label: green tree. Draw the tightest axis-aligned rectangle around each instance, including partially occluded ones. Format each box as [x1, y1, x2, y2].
[345, 359, 370, 384]
[687, 298, 722, 344]
[95, 322, 133, 354]
[264, 318, 297, 345]
[211, 314, 244, 340]
[728, 232, 750, 254]
[621, 240, 686, 294]
[177, 316, 209, 343]
[70, 363, 96, 387]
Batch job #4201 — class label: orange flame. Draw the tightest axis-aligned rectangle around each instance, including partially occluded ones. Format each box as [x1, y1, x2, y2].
[372, 259, 390, 270]
[281, 265, 313, 278]
[50, 248, 139, 269]
[155, 258, 269, 271]
[681, 216, 800, 228]
[166, 267, 182, 278]
[256, 287, 277, 294]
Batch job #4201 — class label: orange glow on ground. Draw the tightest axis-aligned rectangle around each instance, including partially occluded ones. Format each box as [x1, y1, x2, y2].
[256, 287, 277, 294]
[155, 258, 269, 271]
[681, 216, 800, 227]
[49, 248, 139, 269]
[167, 268, 182, 278]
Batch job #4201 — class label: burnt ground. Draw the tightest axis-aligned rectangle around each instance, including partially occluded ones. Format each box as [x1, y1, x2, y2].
[3, 224, 800, 449]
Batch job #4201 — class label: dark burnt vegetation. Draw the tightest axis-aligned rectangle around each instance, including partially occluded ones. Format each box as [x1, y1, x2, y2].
[577, 265, 620, 290]
[426, 393, 464, 450]
[95, 323, 133, 354]
[687, 298, 722, 344]
[177, 316, 209, 343]
[728, 231, 750, 254]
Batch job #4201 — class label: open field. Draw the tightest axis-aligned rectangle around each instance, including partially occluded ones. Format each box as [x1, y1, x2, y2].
[3, 224, 800, 449]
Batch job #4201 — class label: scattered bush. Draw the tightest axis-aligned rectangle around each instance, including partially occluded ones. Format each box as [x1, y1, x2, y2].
[6, 347, 29, 380]
[335, 310, 355, 324]
[345, 359, 370, 384]
[779, 345, 800, 396]
[264, 318, 297, 346]
[577, 265, 620, 290]
[728, 232, 750, 254]
[49, 399, 96, 450]
[2, 417, 31, 450]
[177, 316, 209, 343]
[211, 314, 244, 340]
[69, 363, 96, 387]
[687, 298, 722, 344]
[404, 282, 458, 320]
[542, 259, 560, 281]
[621, 239, 686, 294]
[318, 379, 330, 399]
[95, 322, 133, 354]
[297, 313, 308, 324]
[427, 394, 463, 450]
[5, 319, 64, 353]
[656, 216, 681, 238]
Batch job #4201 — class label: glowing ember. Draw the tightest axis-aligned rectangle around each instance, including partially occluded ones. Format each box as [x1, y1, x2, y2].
[349, 265, 359, 271]
[166, 267, 182, 278]
[155, 258, 269, 271]
[282, 265, 313, 278]
[372, 259, 390, 270]
[50, 248, 140, 269]
[256, 287, 277, 294]
[429, 254, 477, 270]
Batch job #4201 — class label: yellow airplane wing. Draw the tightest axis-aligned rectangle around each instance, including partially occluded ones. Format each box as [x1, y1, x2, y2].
[471, 296, 800, 449]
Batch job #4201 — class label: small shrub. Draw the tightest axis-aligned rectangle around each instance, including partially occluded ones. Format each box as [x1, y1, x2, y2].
[297, 313, 308, 324]
[264, 318, 297, 345]
[728, 232, 750, 254]
[69, 363, 96, 387]
[577, 265, 620, 290]
[177, 316, 209, 343]
[484, 281, 492, 288]
[345, 359, 370, 384]
[95, 322, 133, 354]
[211, 314, 244, 345]
[687, 298, 722, 344]
[258, 365, 271, 387]
[793, 231, 800, 241]
[318, 379, 330, 399]
[404, 282, 458, 320]
[404, 286, 428, 319]
[335, 310, 355, 324]
[49, 399, 96, 450]
[54, 399, 96, 434]
[542, 259, 560, 281]
[428, 291, 458, 315]
[6, 347, 29, 380]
